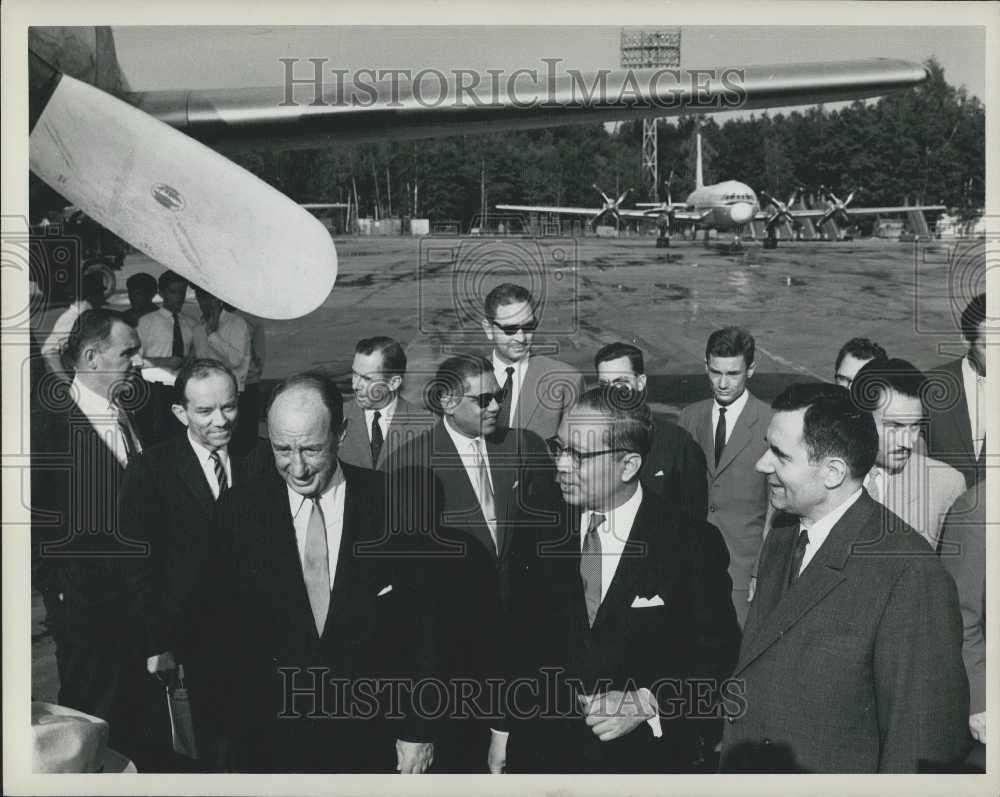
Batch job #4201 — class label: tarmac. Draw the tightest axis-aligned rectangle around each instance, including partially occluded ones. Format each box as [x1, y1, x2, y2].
[27, 232, 981, 703]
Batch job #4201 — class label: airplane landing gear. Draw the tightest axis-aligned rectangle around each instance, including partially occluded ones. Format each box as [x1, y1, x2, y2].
[763, 229, 779, 249]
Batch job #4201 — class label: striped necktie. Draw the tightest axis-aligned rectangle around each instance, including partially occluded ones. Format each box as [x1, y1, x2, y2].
[581, 512, 605, 627]
[210, 451, 228, 497]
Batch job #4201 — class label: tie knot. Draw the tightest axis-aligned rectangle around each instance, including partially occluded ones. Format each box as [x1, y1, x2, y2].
[797, 528, 809, 545]
[505, 366, 515, 377]
[719, 406, 727, 416]
[373, 410, 381, 422]
[586, 513, 606, 535]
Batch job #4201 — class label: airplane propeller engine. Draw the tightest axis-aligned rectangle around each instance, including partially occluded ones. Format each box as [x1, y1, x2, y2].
[760, 187, 802, 248]
[590, 185, 632, 228]
[817, 185, 862, 229]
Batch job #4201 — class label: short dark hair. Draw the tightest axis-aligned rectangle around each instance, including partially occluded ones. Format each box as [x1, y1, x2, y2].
[426, 354, 492, 416]
[834, 337, 887, 372]
[771, 382, 877, 480]
[173, 358, 238, 407]
[355, 336, 407, 377]
[571, 385, 654, 460]
[594, 342, 645, 375]
[81, 272, 106, 300]
[484, 283, 533, 320]
[64, 308, 134, 365]
[126, 272, 157, 294]
[960, 293, 986, 343]
[705, 326, 755, 367]
[158, 270, 188, 295]
[851, 358, 927, 413]
[268, 370, 344, 428]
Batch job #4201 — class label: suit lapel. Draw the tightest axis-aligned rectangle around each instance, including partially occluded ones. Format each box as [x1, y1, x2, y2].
[696, 402, 718, 476]
[174, 435, 216, 511]
[434, 423, 498, 562]
[345, 400, 374, 468]
[734, 496, 876, 676]
[514, 359, 539, 431]
[949, 359, 975, 457]
[487, 431, 517, 560]
[326, 471, 360, 639]
[716, 394, 760, 475]
[591, 493, 657, 631]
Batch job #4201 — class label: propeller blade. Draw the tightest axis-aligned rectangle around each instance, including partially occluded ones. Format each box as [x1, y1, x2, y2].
[615, 188, 631, 207]
[593, 184, 613, 206]
[29, 74, 336, 319]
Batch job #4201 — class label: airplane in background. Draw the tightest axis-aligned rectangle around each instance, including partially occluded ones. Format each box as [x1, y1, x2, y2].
[500, 130, 947, 249]
[27, 26, 933, 317]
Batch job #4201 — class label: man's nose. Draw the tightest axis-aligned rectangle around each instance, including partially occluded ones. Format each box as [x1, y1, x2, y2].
[755, 452, 772, 474]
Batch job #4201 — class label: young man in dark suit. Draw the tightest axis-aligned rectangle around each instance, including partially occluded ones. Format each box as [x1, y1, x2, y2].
[499, 385, 740, 774]
[339, 336, 435, 472]
[926, 293, 987, 488]
[678, 326, 771, 626]
[31, 309, 150, 764]
[118, 358, 273, 769]
[203, 372, 435, 773]
[594, 341, 708, 517]
[389, 353, 561, 772]
[721, 383, 968, 773]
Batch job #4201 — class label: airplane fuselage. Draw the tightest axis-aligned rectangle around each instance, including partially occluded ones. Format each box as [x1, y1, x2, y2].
[684, 179, 759, 230]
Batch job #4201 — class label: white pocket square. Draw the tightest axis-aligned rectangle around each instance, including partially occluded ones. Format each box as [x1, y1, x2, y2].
[654, 470, 665, 477]
[631, 594, 664, 608]
[512, 480, 519, 489]
[377, 584, 393, 597]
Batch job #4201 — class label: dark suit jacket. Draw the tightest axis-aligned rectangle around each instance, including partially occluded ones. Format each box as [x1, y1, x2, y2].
[507, 488, 740, 773]
[926, 357, 986, 488]
[204, 464, 435, 773]
[119, 434, 273, 659]
[678, 392, 772, 623]
[389, 420, 562, 770]
[721, 492, 969, 773]
[338, 396, 436, 471]
[938, 484, 986, 717]
[642, 414, 708, 517]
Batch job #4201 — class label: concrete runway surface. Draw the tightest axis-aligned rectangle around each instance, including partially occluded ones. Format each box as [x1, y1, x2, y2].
[28, 233, 981, 703]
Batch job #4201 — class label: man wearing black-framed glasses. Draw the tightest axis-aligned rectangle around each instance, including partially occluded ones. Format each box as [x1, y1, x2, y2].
[389, 353, 560, 773]
[499, 385, 739, 775]
[481, 283, 584, 441]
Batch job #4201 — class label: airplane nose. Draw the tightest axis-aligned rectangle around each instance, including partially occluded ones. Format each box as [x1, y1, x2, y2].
[730, 202, 754, 224]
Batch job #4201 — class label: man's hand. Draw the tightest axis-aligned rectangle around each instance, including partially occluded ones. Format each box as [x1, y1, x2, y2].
[969, 712, 986, 744]
[395, 740, 433, 774]
[578, 690, 657, 742]
[487, 729, 508, 774]
[146, 651, 177, 678]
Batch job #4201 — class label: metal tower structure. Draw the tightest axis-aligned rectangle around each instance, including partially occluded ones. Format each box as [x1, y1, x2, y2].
[620, 28, 682, 202]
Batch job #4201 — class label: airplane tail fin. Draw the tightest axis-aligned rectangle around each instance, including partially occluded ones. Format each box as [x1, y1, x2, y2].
[695, 130, 704, 190]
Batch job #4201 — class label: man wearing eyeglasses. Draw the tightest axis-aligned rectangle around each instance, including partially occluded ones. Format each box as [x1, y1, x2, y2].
[389, 353, 560, 772]
[498, 385, 739, 774]
[481, 283, 585, 441]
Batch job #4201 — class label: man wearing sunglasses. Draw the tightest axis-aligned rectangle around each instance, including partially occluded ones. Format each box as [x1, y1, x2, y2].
[481, 283, 585, 441]
[498, 385, 740, 774]
[389, 353, 560, 773]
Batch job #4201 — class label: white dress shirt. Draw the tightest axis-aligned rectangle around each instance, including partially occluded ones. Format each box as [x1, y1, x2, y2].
[961, 356, 986, 458]
[492, 352, 529, 424]
[712, 388, 750, 446]
[193, 309, 253, 391]
[797, 488, 864, 575]
[70, 376, 131, 466]
[443, 416, 495, 495]
[578, 483, 644, 602]
[137, 307, 196, 358]
[364, 396, 397, 443]
[288, 467, 346, 589]
[186, 430, 232, 499]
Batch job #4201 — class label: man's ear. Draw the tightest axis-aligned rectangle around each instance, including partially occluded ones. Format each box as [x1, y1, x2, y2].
[439, 391, 460, 417]
[481, 318, 495, 342]
[170, 403, 190, 428]
[746, 360, 757, 380]
[823, 456, 848, 490]
[387, 374, 403, 394]
[621, 452, 643, 483]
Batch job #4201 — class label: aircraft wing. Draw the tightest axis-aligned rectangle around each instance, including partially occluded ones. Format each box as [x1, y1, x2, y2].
[496, 204, 610, 218]
[130, 58, 930, 152]
[779, 204, 948, 219]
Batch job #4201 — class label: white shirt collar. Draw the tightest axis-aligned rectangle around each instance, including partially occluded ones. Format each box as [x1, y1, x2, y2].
[186, 428, 228, 467]
[72, 377, 117, 417]
[287, 465, 346, 520]
[364, 395, 398, 427]
[797, 488, 864, 574]
[580, 483, 644, 547]
[714, 387, 750, 420]
[962, 354, 985, 383]
[492, 351, 529, 379]
[443, 414, 484, 452]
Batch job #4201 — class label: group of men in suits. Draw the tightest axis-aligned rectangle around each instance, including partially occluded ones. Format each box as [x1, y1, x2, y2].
[30, 284, 986, 774]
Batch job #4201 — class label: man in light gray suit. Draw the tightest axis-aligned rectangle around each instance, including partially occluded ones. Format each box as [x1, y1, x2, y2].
[851, 358, 966, 549]
[678, 326, 771, 627]
[482, 283, 585, 442]
[339, 337, 435, 472]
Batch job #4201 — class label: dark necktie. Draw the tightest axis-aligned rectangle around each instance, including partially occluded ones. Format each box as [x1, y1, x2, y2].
[580, 512, 605, 627]
[714, 406, 727, 467]
[498, 366, 516, 428]
[787, 528, 810, 587]
[304, 498, 330, 635]
[210, 451, 228, 497]
[171, 312, 184, 357]
[370, 410, 384, 467]
[116, 406, 142, 462]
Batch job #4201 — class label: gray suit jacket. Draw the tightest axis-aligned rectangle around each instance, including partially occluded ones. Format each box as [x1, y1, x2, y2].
[721, 492, 969, 773]
[871, 451, 966, 549]
[505, 354, 585, 442]
[678, 392, 771, 606]
[338, 396, 435, 472]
